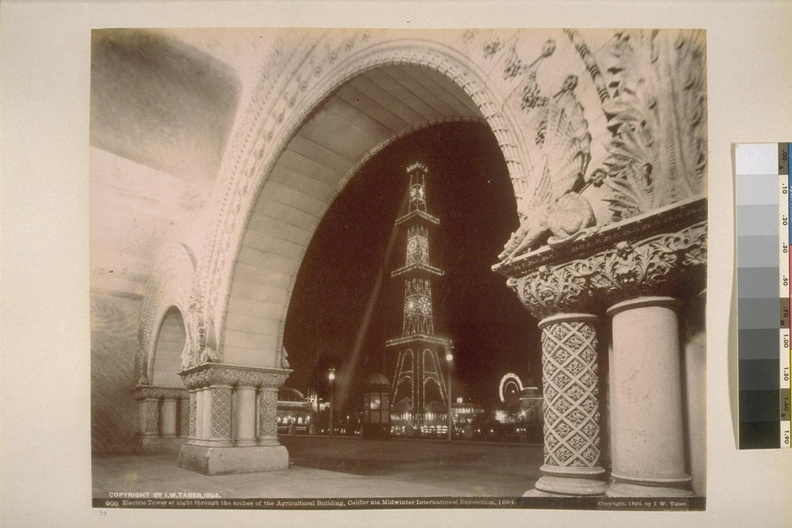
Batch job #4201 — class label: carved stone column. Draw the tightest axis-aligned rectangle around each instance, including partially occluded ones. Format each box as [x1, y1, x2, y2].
[134, 388, 160, 440]
[179, 396, 190, 439]
[179, 363, 291, 475]
[199, 387, 210, 445]
[509, 265, 608, 496]
[134, 385, 188, 454]
[235, 385, 258, 447]
[606, 296, 692, 496]
[258, 387, 280, 446]
[160, 390, 179, 439]
[187, 390, 198, 442]
[206, 384, 233, 447]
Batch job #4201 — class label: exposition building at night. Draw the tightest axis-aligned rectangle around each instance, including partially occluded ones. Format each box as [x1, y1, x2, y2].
[90, 27, 707, 498]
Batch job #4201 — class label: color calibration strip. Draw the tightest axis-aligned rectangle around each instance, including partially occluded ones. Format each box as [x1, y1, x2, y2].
[736, 142, 791, 449]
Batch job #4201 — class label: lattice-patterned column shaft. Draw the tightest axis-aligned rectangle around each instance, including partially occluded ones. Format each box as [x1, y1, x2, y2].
[206, 385, 233, 447]
[139, 398, 160, 439]
[607, 297, 693, 497]
[179, 396, 190, 439]
[187, 390, 198, 442]
[534, 313, 608, 496]
[257, 387, 280, 446]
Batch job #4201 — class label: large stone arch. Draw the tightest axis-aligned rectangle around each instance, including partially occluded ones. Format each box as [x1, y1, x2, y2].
[195, 32, 528, 370]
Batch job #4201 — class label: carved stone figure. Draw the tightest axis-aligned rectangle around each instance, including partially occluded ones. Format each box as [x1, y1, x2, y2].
[499, 75, 596, 261]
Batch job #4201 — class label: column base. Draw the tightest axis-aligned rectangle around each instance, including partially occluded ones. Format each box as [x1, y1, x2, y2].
[179, 444, 289, 475]
[532, 465, 609, 496]
[606, 473, 694, 497]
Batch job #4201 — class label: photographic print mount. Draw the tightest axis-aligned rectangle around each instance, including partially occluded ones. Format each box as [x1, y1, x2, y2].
[89, 27, 707, 510]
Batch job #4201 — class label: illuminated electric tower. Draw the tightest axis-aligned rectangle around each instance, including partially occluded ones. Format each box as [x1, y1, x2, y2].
[385, 162, 451, 426]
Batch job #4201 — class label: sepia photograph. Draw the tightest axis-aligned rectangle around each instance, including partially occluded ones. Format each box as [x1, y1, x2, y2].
[88, 27, 707, 509]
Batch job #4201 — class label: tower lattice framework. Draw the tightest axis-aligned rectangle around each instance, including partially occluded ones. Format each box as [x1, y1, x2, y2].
[386, 162, 451, 425]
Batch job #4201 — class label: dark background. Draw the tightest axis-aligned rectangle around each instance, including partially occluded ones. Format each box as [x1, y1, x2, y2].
[283, 121, 541, 412]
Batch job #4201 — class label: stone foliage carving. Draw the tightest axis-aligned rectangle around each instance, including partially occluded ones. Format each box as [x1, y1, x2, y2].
[496, 29, 706, 261]
[541, 318, 601, 468]
[598, 30, 707, 220]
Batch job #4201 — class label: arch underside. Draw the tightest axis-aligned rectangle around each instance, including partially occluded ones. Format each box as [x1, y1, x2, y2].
[223, 63, 489, 368]
[151, 306, 186, 386]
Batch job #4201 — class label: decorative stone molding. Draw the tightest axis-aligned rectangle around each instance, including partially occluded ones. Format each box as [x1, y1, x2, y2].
[179, 363, 291, 391]
[497, 197, 706, 316]
[597, 30, 707, 221]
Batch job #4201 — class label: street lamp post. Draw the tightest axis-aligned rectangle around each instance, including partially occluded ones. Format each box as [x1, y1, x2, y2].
[446, 345, 454, 442]
[328, 368, 336, 438]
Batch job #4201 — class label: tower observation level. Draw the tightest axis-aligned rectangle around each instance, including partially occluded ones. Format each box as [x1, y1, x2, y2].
[386, 162, 451, 435]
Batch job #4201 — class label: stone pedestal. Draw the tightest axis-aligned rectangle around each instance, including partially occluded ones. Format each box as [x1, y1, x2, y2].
[178, 444, 290, 475]
[179, 363, 291, 475]
[606, 297, 693, 497]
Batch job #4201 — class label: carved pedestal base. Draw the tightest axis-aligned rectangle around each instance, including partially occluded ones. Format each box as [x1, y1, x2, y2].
[178, 363, 291, 475]
[179, 444, 289, 475]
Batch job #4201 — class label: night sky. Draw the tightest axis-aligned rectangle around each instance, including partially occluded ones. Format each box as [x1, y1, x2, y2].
[283, 122, 541, 413]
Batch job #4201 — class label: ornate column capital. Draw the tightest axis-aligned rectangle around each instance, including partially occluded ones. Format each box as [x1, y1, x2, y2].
[179, 363, 292, 390]
[497, 198, 706, 314]
[508, 262, 596, 319]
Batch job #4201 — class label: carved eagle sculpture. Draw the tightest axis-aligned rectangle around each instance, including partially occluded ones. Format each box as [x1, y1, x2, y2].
[498, 74, 596, 262]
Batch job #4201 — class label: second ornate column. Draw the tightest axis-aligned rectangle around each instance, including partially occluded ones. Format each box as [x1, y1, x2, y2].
[606, 296, 692, 496]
